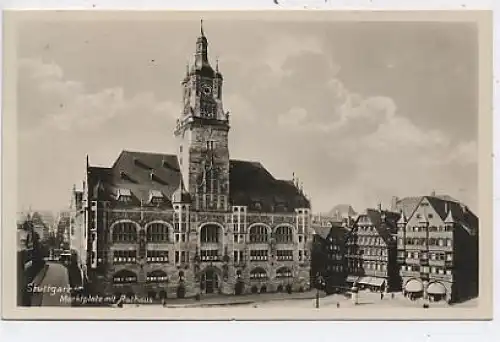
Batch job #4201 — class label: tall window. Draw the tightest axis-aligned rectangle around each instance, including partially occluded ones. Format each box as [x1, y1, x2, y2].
[112, 222, 137, 243]
[274, 226, 293, 243]
[200, 224, 221, 243]
[249, 225, 269, 243]
[147, 223, 169, 242]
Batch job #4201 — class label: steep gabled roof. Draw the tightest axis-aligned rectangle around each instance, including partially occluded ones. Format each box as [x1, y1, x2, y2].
[393, 197, 422, 220]
[358, 209, 400, 243]
[424, 196, 477, 235]
[87, 150, 310, 212]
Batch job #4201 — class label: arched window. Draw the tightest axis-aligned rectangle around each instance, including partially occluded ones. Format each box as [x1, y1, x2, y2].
[146, 270, 168, 283]
[146, 222, 169, 242]
[112, 270, 137, 284]
[200, 224, 221, 243]
[249, 225, 269, 243]
[274, 226, 293, 244]
[276, 267, 293, 278]
[112, 222, 138, 243]
[250, 267, 267, 280]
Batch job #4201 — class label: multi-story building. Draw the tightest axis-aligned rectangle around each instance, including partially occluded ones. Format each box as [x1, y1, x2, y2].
[75, 22, 313, 300]
[345, 207, 401, 292]
[395, 195, 478, 303]
[311, 218, 350, 293]
[69, 186, 87, 280]
[55, 211, 71, 248]
[30, 211, 52, 242]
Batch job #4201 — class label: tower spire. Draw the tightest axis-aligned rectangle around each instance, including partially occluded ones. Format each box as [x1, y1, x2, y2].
[200, 19, 204, 37]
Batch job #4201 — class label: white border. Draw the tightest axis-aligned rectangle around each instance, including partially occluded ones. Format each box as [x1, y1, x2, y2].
[0, 0, 497, 341]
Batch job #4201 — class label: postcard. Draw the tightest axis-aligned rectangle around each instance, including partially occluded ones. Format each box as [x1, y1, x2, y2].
[1, 9, 493, 320]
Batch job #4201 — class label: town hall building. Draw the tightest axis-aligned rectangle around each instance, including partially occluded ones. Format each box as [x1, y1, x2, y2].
[71, 22, 313, 300]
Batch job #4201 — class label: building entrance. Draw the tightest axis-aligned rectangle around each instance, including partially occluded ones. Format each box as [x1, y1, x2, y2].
[202, 269, 219, 294]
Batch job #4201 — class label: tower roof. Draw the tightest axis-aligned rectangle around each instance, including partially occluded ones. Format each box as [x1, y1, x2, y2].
[444, 209, 456, 224]
[397, 210, 407, 224]
[171, 177, 191, 204]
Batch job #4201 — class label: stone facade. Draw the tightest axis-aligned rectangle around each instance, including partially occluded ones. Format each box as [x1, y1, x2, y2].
[76, 22, 313, 300]
[396, 195, 478, 303]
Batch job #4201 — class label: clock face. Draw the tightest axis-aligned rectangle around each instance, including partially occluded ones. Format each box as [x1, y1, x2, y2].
[202, 85, 212, 96]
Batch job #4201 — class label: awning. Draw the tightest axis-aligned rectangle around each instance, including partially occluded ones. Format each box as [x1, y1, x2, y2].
[405, 279, 424, 293]
[357, 277, 372, 285]
[346, 275, 359, 282]
[368, 277, 386, 287]
[427, 282, 446, 295]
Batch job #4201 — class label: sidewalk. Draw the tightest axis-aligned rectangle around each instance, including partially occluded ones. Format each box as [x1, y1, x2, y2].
[133, 290, 325, 308]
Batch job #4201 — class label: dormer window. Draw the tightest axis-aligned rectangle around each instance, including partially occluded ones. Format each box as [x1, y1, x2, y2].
[116, 188, 132, 203]
[149, 190, 164, 205]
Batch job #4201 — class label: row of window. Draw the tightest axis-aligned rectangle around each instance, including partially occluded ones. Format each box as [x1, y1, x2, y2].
[250, 250, 268, 261]
[113, 275, 138, 283]
[199, 250, 216, 261]
[400, 237, 453, 247]
[327, 244, 341, 251]
[276, 250, 293, 261]
[328, 253, 343, 261]
[399, 251, 453, 261]
[113, 250, 177, 264]
[326, 265, 344, 272]
[401, 225, 453, 232]
[364, 262, 388, 272]
[147, 251, 169, 263]
[113, 251, 137, 264]
[360, 248, 388, 257]
[146, 275, 168, 283]
[402, 265, 453, 275]
[356, 237, 385, 246]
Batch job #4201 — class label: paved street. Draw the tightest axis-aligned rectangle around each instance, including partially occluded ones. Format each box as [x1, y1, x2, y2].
[31, 262, 72, 307]
[124, 290, 477, 309]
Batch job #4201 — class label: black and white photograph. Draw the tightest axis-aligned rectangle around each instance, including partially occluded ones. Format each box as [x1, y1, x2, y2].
[1, 10, 493, 320]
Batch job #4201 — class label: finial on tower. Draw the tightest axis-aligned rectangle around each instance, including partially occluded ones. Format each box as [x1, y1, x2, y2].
[200, 19, 204, 37]
[186, 61, 190, 75]
[216, 57, 219, 72]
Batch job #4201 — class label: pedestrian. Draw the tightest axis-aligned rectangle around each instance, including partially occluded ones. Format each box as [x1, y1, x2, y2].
[336, 302, 340, 308]
[391, 293, 395, 299]
[380, 292, 384, 300]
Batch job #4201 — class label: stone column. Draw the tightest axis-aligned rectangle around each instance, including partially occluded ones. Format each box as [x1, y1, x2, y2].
[423, 280, 429, 300]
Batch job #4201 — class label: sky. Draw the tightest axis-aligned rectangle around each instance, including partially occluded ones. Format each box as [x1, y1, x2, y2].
[16, 17, 479, 214]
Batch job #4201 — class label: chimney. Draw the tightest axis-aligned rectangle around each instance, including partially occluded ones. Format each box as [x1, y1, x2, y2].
[378, 203, 382, 212]
[431, 190, 436, 197]
[445, 201, 448, 213]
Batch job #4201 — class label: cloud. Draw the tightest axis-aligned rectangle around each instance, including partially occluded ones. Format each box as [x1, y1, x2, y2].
[17, 58, 181, 212]
[269, 60, 477, 213]
[18, 58, 180, 133]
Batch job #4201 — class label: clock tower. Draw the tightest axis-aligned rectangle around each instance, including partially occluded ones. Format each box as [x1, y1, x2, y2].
[174, 20, 230, 212]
